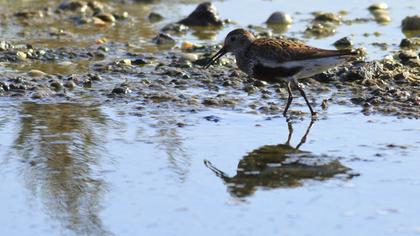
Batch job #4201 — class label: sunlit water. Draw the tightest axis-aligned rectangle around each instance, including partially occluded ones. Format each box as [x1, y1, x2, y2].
[1, 0, 420, 235]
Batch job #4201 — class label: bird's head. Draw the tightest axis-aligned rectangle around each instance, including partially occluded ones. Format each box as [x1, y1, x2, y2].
[204, 28, 255, 69]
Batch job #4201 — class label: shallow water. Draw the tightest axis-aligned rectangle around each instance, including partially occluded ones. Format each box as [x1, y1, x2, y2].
[1, 102, 420, 235]
[1, 0, 420, 235]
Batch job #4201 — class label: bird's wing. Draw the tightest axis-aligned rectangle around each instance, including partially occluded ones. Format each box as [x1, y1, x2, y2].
[248, 38, 355, 67]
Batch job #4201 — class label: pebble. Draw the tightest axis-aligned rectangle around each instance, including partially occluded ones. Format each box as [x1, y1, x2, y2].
[368, 3, 388, 11]
[95, 13, 116, 23]
[50, 81, 63, 90]
[112, 86, 131, 94]
[28, 69, 46, 77]
[16, 51, 27, 60]
[148, 12, 163, 22]
[181, 53, 198, 62]
[152, 33, 176, 45]
[266, 12, 292, 25]
[181, 41, 195, 50]
[370, 9, 391, 24]
[31, 91, 45, 99]
[333, 37, 353, 48]
[92, 17, 107, 27]
[400, 38, 420, 48]
[314, 12, 341, 23]
[0, 41, 12, 51]
[64, 80, 76, 89]
[402, 15, 420, 31]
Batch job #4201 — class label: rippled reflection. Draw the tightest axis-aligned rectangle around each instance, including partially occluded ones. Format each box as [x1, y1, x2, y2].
[150, 117, 190, 182]
[205, 120, 357, 197]
[13, 102, 112, 235]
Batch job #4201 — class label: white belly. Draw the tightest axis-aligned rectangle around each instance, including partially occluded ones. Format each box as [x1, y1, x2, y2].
[280, 55, 351, 79]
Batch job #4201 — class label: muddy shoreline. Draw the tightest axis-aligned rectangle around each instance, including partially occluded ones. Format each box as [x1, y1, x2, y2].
[0, 0, 419, 119]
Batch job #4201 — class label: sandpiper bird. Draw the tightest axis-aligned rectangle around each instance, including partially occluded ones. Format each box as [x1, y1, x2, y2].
[204, 28, 358, 117]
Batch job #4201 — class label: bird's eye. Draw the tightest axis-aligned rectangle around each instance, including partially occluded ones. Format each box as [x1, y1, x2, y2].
[230, 37, 236, 42]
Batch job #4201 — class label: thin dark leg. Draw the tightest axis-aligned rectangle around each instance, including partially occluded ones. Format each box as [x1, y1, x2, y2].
[282, 81, 293, 117]
[293, 80, 317, 117]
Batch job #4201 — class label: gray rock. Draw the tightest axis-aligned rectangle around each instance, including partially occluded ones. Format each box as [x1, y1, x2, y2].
[178, 2, 223, 27]
[266, 12, 292, 25]
[402, 15, 420, 31]
[95, 13, 116, 23]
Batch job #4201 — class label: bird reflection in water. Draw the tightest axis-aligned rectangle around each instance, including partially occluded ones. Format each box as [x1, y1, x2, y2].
[205, 120, 357, 198]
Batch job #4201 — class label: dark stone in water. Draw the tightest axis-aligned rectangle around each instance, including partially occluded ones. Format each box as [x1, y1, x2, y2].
[152, 33, 176, 45]
[112, 87, 131, 94]
[148, 12, 164, 22]
[178, 2, 223, 27]
[131, 58, 148, 65]
[204, 115, 221, 123]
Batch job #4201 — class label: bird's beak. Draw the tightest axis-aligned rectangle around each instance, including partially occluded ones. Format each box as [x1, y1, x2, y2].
[204, 47, 227, 69]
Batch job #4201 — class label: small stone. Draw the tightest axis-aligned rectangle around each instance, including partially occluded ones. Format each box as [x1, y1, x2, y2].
[152, 33, 176, 45]
[28, 69, 46, 77]
[0, 41, 12, 51]
[181, 53, 198, 62]
[58, 0, 88, 11]
[254, 80, 268, 87]
[83, 79, 92, 88]
[64, 80, 76, 89]
[112, 87, 131, 94]
[178, 2, 223, 27]
[92, 17, 107, 27]
[131, 58, 147, 65]
[31, 92, 45, 99]
[374, 13, 391, 24]
[16, 51, 27, 60]
[314, 12, 341, 23]
[181, 41, 195, 50]
[148, 12, 163, 22]
[374, 31, 382, 36]
[400, 38, 420, 48]
[244, 85, 258, 94]
[402, 15, 420, 31]
[95, 13, 116, 23]
[117, 59, 132, 65]
[204, 115, 220, 123]
[266, 12, 293, 25]
[368, 3, 388, 11]
[333, 37, 353, 48]
[50, 81, 63, 90]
